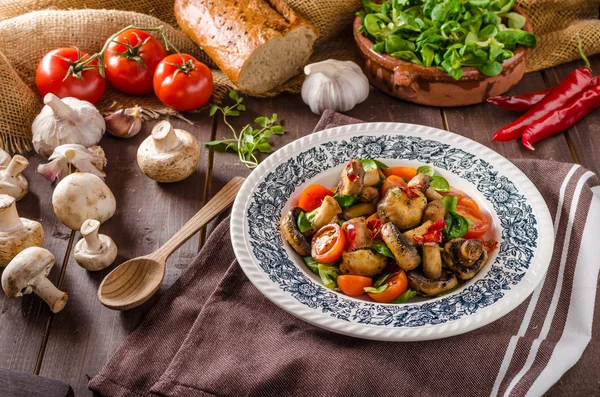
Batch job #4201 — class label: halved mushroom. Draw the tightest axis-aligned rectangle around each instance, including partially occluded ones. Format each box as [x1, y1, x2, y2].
[360, 187, 379, 203]
[407, 270, 458, 297]
[341, 202, 376, 220]
[402, 220, 433, 245]
[381, 222, 420, 270]
[442, 238, 489, 280]
[425, 187, 442, 201]
[363, 168, 380, 187]
[423, 200, 446, 223]
[280, 207, 311, 256]
[408, 173, 432, 190]
[341, 217, 369, 249]
[336, 159, 364, 196]
[377, 187, 427, 230]
[340, 248, 386, 277]
[311, 196, 342, 232]
[422, 242, 442, 280]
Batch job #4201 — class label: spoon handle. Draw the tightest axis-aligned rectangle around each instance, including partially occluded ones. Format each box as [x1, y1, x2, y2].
[153, 177, 245, 260]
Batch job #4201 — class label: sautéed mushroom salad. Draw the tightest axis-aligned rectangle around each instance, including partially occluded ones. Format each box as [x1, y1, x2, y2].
[281, 159, 498, 304]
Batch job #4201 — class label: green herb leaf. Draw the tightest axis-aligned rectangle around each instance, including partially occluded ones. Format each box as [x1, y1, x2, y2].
[318, 264, 341, 290]
[443, 211, 469, 240]
[334, 194, 361, 208]
[370, 243, 395, 258]
[441, 195, 458, 213]
[228, 90, 239, 101]
[209, 106, 219, 117]
[477, 61, 503, 76]
[297, 208, 318, 233]
[303, 257, 320, 274]
[364, 283, 389, 294]
[417, 165, 435, 176]
[391, 289, 418, 303]
[373, 272, 393, 288]
[430, 175, 450, 192]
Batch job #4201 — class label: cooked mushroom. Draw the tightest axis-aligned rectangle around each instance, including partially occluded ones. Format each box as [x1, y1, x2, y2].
[280, 207, 311, 256]
[0, 195, 44, 267]
[408, 173, 432, 190]
[422, 242, 442, 280]
[340, 248, 387, 277]
[341, 217, 370, 249]
[407, 270, 458, 296]
[336, 159, 364, 195]
[74, 219, 118, 271]
[442, 238, 489, 280]
[341, 202, 376, 220]
[363, 168, 380, 187]
[360, 186, 379, 203]
[402, 220, 433, 244]
[377, 187, 427, 230]
[1, 247, 68, 313]
[311, 196, 342, 231]
[381, 222, 420, 270]
[0, 155, 29, 201]
[425, 187, 443, 201]
[423, 199, 446, 222]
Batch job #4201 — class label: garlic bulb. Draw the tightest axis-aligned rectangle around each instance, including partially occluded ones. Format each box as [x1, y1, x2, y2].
[301, 59, 370, 115]
[32, 93, 105, 157]
[37, 144, 107, 182]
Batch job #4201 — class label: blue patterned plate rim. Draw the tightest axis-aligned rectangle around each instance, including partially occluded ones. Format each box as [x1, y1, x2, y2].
[230, 122, 553, 341]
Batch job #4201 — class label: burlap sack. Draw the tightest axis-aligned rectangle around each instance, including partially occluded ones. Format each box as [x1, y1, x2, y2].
[0, 0, 598, 154]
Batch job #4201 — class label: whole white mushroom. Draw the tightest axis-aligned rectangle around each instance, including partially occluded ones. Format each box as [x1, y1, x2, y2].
[52, 172, 116, 230]
[0, 194, 44, 266]
[74, 219, 117, 271]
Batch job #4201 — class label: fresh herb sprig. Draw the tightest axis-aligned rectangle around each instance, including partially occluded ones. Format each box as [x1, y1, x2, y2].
[205, 90, 285, 169]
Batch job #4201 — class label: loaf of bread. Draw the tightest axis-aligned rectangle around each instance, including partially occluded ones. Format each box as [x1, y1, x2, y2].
[175, 0, 319, 95]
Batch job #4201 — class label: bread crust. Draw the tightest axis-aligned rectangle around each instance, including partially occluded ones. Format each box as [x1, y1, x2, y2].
[175, 0, 318, 93]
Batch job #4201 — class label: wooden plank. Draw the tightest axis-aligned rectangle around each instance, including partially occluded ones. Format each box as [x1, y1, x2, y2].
[0, 368, 73, 397]
[37, 113, 213, 396]
[0, 155, 73, 374]
[543, 55, 600, 175]
[443, 71, 574, 163]
[206, 88, 445, 236]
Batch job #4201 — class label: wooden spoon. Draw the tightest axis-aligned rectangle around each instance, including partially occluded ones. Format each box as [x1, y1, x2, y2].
[98, 177, 245, 311]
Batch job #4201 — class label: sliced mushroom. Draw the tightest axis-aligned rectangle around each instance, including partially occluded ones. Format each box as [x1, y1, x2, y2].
[402, 220, 433, 245]
[311, 196, 342, 232]
[423, 199, 446, 223]
[425, 187, 443, 201]
[363, 167, 380, 187]
[407, 270, 458, 297]
[381, 222, 420, 270]
[442, 238, 489, 280]
[341, 217, 370, 249]
[341, 202, 376, 220]
[422, 243, 442, 280]
[377, 187, 427, 230]
[280, 207, 311, 256]
[340, 248, 387, 277]
[336, 159, 364, 195]
[360, 186, 379, 203]
[407, 173, 432, 190]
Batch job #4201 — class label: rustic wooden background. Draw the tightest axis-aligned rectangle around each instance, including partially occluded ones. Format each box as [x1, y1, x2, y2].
[0, 56, 598, 396]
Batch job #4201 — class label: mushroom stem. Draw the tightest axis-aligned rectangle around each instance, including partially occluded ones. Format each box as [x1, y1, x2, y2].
[0, 195, 22, 232]
[5, 155, 29, 178]
[31, 274, 68, 313]
[80, 219, 103, 253]
[151, 121, 180, 153]
[43, 93, 77, 122]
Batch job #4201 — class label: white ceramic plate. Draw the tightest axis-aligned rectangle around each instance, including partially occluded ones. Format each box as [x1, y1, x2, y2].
[230, 123, 553, 341]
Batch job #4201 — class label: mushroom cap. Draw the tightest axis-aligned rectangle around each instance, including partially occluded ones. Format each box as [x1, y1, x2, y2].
[280, 207, 311, 257]
[443, 238, 489, 280]
[136, 128, 200, 183]
[0, 172, 28, 201]
[52, 172, 116, 230]
[1, 247, 54, 297]
[407, 269, 458, 297]
[0, 218, 44, 267]
[74, 233, 117, 271]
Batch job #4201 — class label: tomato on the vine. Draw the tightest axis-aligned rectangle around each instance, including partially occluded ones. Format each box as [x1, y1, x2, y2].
[36, 48, 106, 104]
[153, 54, 213, 111]
[104, 29, 167, 95]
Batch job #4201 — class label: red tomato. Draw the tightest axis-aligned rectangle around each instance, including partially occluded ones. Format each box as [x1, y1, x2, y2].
[381, 175, 407, 196]
[104, 29, 167, 95]
[298, 184, 334, 212]
[153, 54, 213, 111]
[311, 224, 346, 264]
[337, 275, 373, 297]
[383, 166, 417, 180]
[455, 204, 489, 239]
[368, 271, 408, 303]
[36, 48, 106, 104]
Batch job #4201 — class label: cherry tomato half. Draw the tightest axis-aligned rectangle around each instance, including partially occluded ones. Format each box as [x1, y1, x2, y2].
[337, 275, 373, 297]
[105, 29, 167, 95]
[381, 175, 407, 196]
[36, 48, 106, 104]
[311, 224, 346, 264]
[368, 270, 408, 303]
[298, 184, 334, 212]
[153, 54, 213, 111]
[383, 166, 417, 180]
[441, 187, 481, 213]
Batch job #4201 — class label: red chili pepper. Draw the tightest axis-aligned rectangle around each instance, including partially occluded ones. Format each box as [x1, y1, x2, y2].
[483, 239, 498, 253]
[412, 218, 446, 245]
[487, 87, 552, 112]
[522, 83, 600, 150]
[402, 184, 424, 199]
[428, 217, 446, 232]
[492, 39, 593, 142]
[345, 222, 357, 251]
[367, 219, 383, 240]
[345, 160, 359, 183]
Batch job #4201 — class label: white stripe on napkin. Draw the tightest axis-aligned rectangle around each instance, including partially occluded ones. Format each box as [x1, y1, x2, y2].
[526, 184, 600, 396]
[503, 171, 595, 397]
[490, 165, 580, 397]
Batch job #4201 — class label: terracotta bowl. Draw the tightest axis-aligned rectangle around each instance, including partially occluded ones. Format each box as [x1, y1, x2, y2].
[353, 5, 533, 107]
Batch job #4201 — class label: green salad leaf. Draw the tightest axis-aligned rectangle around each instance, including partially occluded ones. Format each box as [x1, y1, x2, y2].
[358, 0, 537, 80]
[391, 289, 418, 303]
[297, 209, 318, 233]
[370, 244, 395, 258]
[417, 165, 435, 176]
[443, 210, 470, 239]
[431, 175, 450, 192]
[441, 195, 458, 213]
[303, 257, 320, 274]
[334, 194, 361, 208]
[318, 264, 341, 290]
[373, 272, 393, 288]
[364, 284, 389, 294]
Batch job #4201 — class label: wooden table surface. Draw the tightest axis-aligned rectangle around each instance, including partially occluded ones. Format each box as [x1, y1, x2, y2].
[1, 56, 599, 396]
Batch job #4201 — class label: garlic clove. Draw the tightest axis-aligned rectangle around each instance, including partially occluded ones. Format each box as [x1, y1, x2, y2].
[37, 144, 107, 182]
[105, 106, 143, 139]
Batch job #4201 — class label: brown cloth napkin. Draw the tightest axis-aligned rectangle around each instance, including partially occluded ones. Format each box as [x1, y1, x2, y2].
[89, 111, 600, 397]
